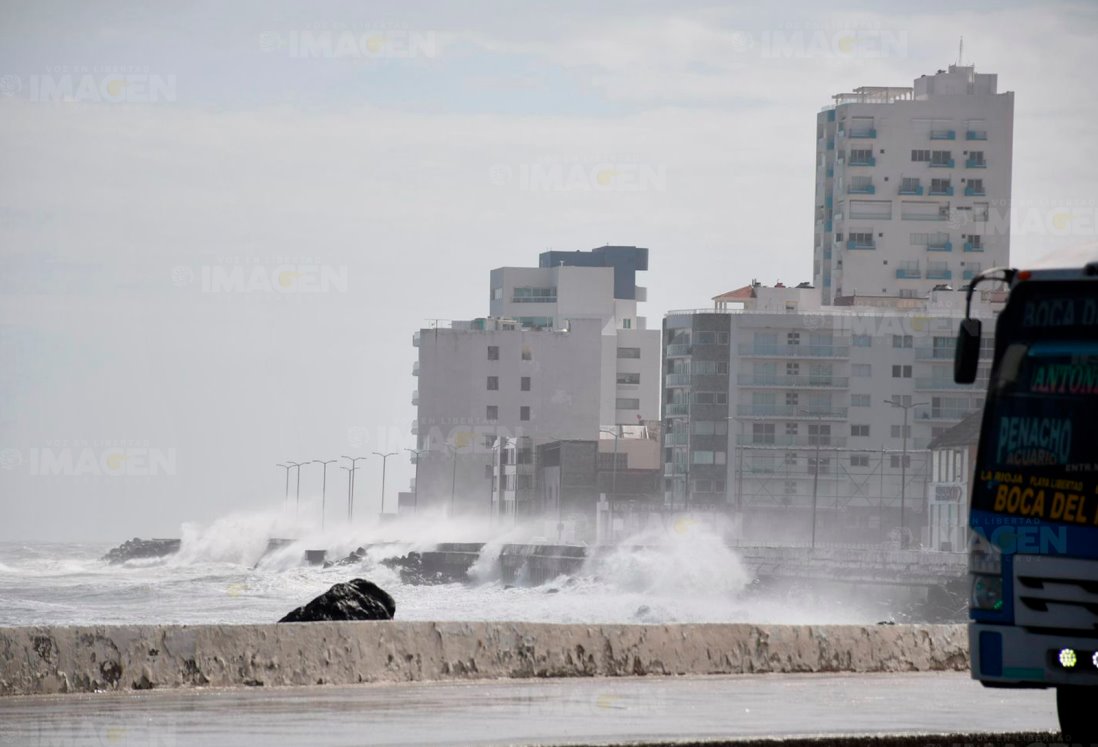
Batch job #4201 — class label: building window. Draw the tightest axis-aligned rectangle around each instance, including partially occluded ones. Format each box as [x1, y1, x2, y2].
[851, 394, 871, 407]
[693, 420, 728, 435]
[693, 392, 728, 405]
[786, 362, 800, 376]
[512, 286, 557, 303]
[911, 149, 930, 162]
[785, 392, 799, 406]
[616, 398, 640, 410]
[486, 405, 498, 421]
[890, 454, 912, 469]
[491, 287, 503, 301]
[753, 423, 775, 444]
[850, 454, 870, 467]
[487, 376, 499, 391]
[521, 347, 532, 361]
[891, 364, 912, 378]
[785, 451, 798, 465]
[785, 422, 798, 435]
[617, 347, 641, 359]
[930, 150, 952, 166]
[520, 376, 531, 391]
[717, 332, 730, 345]
[487, 346, 499, 361]
[891, 424, 912, 438]
[852, 334, 872, 347]
[852, 364, 872, 377]
[622, 318, 632, 329]
[617, 372, 641, 385]
[784, 480, 798, 495]
[851, 424, 870, 437]
[520, 406, 530, 421]
[892, 335, 913, 349]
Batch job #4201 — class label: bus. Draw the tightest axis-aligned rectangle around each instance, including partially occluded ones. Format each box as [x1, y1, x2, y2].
[955, 255, 1098, 739]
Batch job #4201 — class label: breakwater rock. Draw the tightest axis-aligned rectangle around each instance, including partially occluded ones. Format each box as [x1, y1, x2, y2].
[279, 579, 395, 623]
[101, 538, 181, 564]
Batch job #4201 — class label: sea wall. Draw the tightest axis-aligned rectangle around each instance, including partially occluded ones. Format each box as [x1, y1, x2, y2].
[0, 623, 968, 697]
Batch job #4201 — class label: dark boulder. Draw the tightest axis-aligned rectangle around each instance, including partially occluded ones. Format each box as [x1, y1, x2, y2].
[102, 538, 181, 564]
[278, 579, 395, 623]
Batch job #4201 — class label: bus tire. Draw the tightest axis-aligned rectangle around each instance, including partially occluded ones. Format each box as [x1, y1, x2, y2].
[1057, 685, 1097, 741]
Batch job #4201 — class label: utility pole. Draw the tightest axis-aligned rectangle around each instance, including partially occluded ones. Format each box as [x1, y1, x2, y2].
[446, 444, 458, 518]
[798, 410, 824, 549]
[340, 455, 368, 522]
[404, 448, 425, 514]
[372, 451, 397, 516]
[339, 464, 356, 521]
[312, 459, 337, 530]
[884, 399, 929, 548]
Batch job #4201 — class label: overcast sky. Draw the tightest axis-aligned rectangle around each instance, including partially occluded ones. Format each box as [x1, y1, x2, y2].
[1, 0, 1096, 541]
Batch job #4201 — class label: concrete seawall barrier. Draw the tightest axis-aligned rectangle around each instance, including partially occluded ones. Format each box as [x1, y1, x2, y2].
[0, 623, 968, 697]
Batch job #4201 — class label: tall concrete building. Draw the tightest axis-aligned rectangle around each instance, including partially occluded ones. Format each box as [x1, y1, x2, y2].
[814, 64, 1014, 303]
[412, 246, 660, 516]
[661, 282, 1003, 545]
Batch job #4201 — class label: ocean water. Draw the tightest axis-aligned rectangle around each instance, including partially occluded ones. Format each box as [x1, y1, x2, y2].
[0, 507, 883, 627]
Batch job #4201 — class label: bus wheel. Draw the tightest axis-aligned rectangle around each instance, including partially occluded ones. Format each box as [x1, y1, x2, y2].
[1057, 685, 1097, 741]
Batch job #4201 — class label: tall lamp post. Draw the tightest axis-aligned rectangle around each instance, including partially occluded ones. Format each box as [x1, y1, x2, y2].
[404, 448, 425, 514]
[285, 461, 307, 518]
[312, 459, 338, 530]
[599, 426, 621, 542]
[797, 410, 824, 550]
[340, 455, 368, 522]
[884, 399, 929, 548]
[276, 463, 292, 507]
[372, 451, 397, 515]
[444, 444, 461, 518]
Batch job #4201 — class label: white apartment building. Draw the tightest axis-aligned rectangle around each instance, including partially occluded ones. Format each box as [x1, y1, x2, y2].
[662, 282, 1003, 546]
[412, 246, 661, 515]
[814, 64, 1014, 303]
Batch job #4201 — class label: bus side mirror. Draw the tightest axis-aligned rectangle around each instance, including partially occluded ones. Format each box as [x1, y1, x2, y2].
[954, 318, 982, 384]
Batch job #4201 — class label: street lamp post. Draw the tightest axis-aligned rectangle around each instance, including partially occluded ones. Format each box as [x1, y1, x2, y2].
[285, 461, 307, 518]
[404, 448, 425, 514]
[339, 464, 356, 521]
[372, 451, 397, 516]
[884, 399, 930, 548]
[599, 426, 621, 542]
[340, 455, 368, 522]
[797, 411, 824, 550]
[312, 459, 337, 530]
[446, 444, 459, 517]
[276, 463, 292, 507]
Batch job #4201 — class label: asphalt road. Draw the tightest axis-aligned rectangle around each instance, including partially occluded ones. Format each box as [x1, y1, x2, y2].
[0, 672, 1061, 747]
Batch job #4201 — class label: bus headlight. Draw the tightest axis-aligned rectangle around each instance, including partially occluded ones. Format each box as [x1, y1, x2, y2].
[969, 528, 1002, 576]
[972, 574, 1004, 611]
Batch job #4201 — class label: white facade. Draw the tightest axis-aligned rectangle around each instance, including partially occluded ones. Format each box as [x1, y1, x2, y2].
[412, 248, 660, 513]
[814, 65, 1014, 303]
[663, 284, 1004, 545]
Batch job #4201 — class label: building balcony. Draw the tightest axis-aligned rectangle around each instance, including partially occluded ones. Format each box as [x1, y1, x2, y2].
[927, 240, 953, 252]
[412, 330, 421, 347]
[735, 405, 848, 419]
[847, 239, 875, 250]
[963, 242, 984, 253]
[966, 130, 988, 140]
[848, 184, 875, 195]
[738, 374, 850, 388]
[826, 139, 834, 150]
[929, 159, 955, 168]
[928, 186, 954, 196]
[666, 343, 691, 357]
[663, 463, 688, 477]
[737, 343, 849, 359]
[665, 373, 691, 386]
[915, 377, 973, 391]
[964, 185, 986, 196]
[848, 156, 876, 167]
[411, 390, 419, 406]
[666, 431, 690, 445]
[915, 347, 953, 360]
[965, 158, 986, 169]
[848, 128, 877, 139]
[927, 267, 953, 280]
[895, 267, 922, 279]
[665, 403, 690, 416]
[736, 434, 849, 448]
[412, 360, 419, 376]
[918, 407, 976, 422]
[899, 185, 924, 195]
[930, 130, 956, 140]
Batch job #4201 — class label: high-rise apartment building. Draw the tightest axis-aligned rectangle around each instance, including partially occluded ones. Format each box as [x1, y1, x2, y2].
[412, 246, 660, 516]
[814, 65, 1014, 303]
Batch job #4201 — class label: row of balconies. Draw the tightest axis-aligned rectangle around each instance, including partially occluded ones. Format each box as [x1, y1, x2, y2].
[736, 343, 850, 359]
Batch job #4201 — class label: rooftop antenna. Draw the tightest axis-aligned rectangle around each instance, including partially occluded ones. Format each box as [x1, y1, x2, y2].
[957, 36, 963, 66]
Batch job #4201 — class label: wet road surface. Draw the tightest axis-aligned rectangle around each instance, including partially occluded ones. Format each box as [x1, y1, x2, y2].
[0, 671, 1060, 746]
